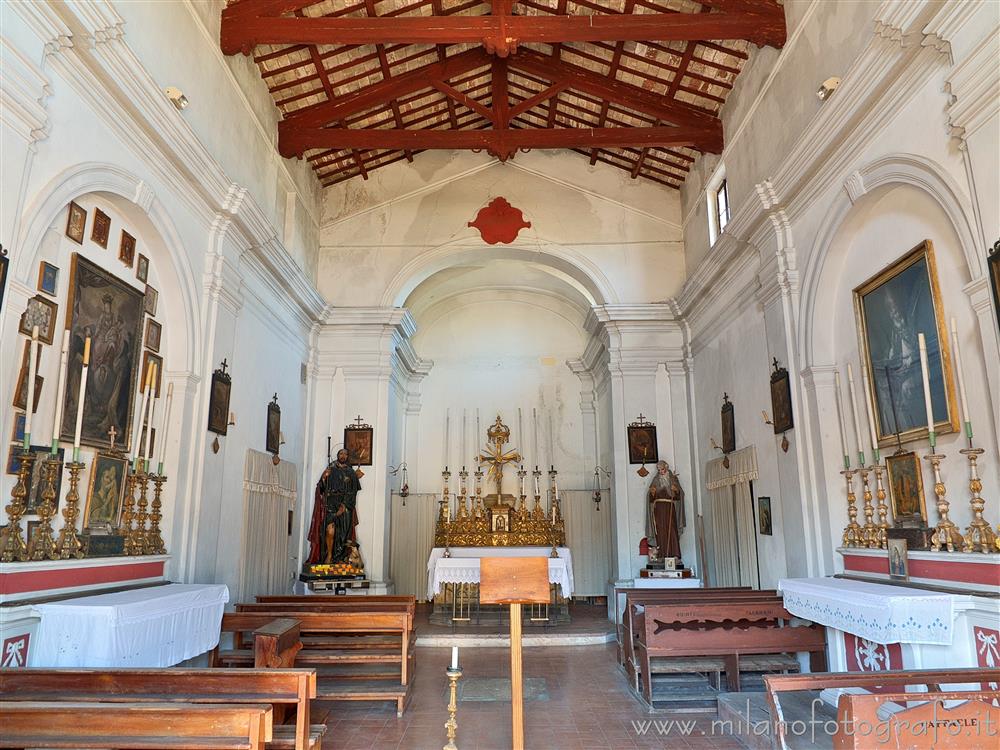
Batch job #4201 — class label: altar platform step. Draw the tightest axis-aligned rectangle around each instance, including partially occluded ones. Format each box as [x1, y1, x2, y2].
[717, 690, 835, 750]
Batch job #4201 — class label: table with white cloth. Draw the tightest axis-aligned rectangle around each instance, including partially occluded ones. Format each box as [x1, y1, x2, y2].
[427, 547, 573, 625]
[30, 583, 229, 667]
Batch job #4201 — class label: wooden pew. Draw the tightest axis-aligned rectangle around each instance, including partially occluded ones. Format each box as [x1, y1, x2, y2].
[764, 668, 1000, 750]
[214, 611, 412, 716]
[0, 666, 321, 750]
[635, 599, 826, 703]
[0, 700, 271, 750]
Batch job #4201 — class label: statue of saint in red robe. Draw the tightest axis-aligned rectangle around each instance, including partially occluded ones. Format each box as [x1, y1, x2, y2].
[307, 449, 362, 565]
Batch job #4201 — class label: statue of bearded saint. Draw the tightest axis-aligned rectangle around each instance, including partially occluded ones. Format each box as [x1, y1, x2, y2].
[646, 460, 685, 562]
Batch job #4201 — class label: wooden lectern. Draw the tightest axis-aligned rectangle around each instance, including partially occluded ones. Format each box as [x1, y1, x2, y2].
[479, 557, 550, 750]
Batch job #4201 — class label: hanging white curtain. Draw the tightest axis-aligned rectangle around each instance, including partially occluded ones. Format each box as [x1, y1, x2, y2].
[561, 489, 611, 596]
[238, 450, 297, 601]
[388, 492, 438, 599]
[705, 447, 759, 588]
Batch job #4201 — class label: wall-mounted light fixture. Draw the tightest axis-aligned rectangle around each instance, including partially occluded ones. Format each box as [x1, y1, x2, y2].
[165, 86, 189, 110]
[816, 77, 841, 101]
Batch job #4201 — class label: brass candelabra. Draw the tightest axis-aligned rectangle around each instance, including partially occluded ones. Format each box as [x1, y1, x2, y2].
[960, 448, 997, 554]
[57, 460, 86, 559]
[27, 457, 60, 560]
[924, 453, 964, 552]
[443, 666, 462, 750]
[120, 467, 143, 556]
[871, 463, 890, 550]
[840, 468, 863, 547]
[0, 451, 35, 562]
[858, 467, 878, 548]
[134, 463, 151, 554]
[146, 472, 167, 555]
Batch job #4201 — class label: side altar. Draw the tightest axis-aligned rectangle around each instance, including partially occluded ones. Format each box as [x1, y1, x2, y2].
[428, 416, 573, 625]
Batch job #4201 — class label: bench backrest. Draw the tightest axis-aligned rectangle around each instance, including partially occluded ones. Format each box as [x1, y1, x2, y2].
[222, 610, 409, 636]
[0, 700, 271, 749]
[257, 595, 415, 604]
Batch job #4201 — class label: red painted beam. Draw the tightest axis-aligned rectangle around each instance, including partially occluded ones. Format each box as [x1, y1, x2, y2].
[221, 11, 787, 56]
[279, 125, 722, 158]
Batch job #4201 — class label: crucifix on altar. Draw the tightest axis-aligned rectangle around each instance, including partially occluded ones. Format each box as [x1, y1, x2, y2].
[477, 415, 522, 501]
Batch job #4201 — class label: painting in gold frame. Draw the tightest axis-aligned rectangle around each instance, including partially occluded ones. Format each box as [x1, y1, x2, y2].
[83, 452, 128, 532]
[853, 240, 957, 447]
[885, 451, 928, 528]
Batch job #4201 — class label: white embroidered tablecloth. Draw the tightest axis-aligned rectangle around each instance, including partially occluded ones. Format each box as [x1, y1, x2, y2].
[778, 577, 954, 646]
[31, 583, 229, 667]
[427, 547, 574, 599]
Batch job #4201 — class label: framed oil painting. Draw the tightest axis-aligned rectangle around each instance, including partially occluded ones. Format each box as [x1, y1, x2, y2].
[142, 351, 163, 394]
[626, 418, 657, 465]
[60, 253, 144, 451]
[0, 250, 8, 313]
[136, 253, 149, 283]
[207, 362, 231, 436]
[24, 445, 65, 515]
[6, 445, 22, 475]
[66, 201, 87, 244]
[769, 360, 793, 434]
[12, 412, 26, 444]
[13, 344, 43, 414]
[854, 241, 956, 446]
[721, 394, 735, 454]
[18, 295, 58, 344]
[83, 452, 129, 532]
[92, 208, 111, 248]
[758, 496, 773, 535]
[344, 421, 373, 466]
[144, 284, 158, 316]
[145, 319, 161, 353]
[885, 451, 927, 527]
[266, 396, 282, 455]
[888, 538, 909, 580]
[119, 230, 136, 268]
[37, 262, 58, 297]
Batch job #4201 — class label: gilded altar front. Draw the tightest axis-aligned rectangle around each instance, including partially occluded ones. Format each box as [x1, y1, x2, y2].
[433, 492, 566, 548]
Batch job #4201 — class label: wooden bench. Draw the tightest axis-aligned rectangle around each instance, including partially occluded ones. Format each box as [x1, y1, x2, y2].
[0, 665, 321, 750]
[635, 599, 826, 703]
[764, 668, 1000, 750]
[214, 611, 412, 716]
[0, 700, 271, 750]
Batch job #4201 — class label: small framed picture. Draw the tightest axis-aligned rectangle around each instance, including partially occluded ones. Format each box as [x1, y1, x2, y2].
[37, 262, 59, 297]
[207, 363, 232, 436]
[12, 412, 26, 444]
[758, 496, 773, 535]
[13, 341, 43, 413]
[6, 445, 22, 475]
[721, 395, 736, 454]
[145, 318, 162, 353]
[144, 284, 158, 316]
[888, 537, 909, 580]
[26, 520, 40, 546]
[267, 397, 282, 455]
[83, 453, 129, 532]
[136, 253, 149, 283]
[18, 295, 58, 344]
[92, 208, 111, 248]
[119, 230, 136, 268]
[663, 557, 677, 571]
[885, 452, 928, 527]
[141, 351, 163, 393]
[25, 445, 64, 514]
[66, 201, 87, 244]
[344, 421, 373, 466]
[769, 362, 793, 434]
[627, 419, 658, 465]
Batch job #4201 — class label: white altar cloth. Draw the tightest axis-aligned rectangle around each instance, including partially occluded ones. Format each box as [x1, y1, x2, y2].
[778, 577, 954, 646]
[427, 547, 574, 599]
[32, 583, 229, 667]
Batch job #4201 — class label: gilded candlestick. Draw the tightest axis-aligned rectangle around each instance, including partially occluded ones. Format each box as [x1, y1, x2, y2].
[134, 467, 151, 554]
[57, 461, 86, 559]
[28, 457, 60, 560]
[857, 467, 878, 547]
[443, 666, 462, 750]
[924, 453, 964, 552]
[872, 463, 889, 550]
[960, 448, 996, 554]
[120, 469, 141, 556]
[145, 473, 167, 555]
[840, 469, 863, 548]
[0, 451, 34, 562]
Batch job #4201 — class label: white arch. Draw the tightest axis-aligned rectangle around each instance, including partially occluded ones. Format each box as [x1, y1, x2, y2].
[14, 162, 202, 372]
[798, 153, 982, 367]
[379, 237, 620, 308]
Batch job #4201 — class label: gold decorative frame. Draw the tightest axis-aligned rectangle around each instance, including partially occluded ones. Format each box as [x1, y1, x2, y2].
[83, 452, 129, 532]
[885, 451, 928, 527]
[853, 240, 957, 446]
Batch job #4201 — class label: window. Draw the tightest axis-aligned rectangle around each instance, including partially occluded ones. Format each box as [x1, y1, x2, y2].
[706, 165, 730, 246]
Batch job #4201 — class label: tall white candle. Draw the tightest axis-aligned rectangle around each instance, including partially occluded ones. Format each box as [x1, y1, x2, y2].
[24, 326, 39, 448]
[949, 318, 971, 439]
[50, 330, 70, 454]
[547, 412, 555, 470]
[476, 409, 481, 452]
[145, 366, 159, 468]
[462, 409, 467, 464]
[846, 364, 865, 467]
[132, 361, 153, 465]
[917, 333, 936, 445]
[859, 361, 879, 462]
[533, 472, 540, 497]
[517, 408, 523, 455]
[451, 646, 459, 670]
[73, 337, 91, 458]
[833, 371, 850, 468]
[532, 408, 539, 467]
[444, 408, 450, 469]
[157, 382, 173, 474]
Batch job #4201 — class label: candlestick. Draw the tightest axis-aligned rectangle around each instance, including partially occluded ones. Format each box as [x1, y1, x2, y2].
[859, 362, 879, 463]
[960, 448, 996, 554]
[950, 318, 972, 442]
[872, 463, 889, 549]
[57, 460, 86, 559]
[146, 472, 167, 555]
[917, 333, 936, 448]
[840, 469, 863, 548]
[24, 326, 39, 449]
[443, 664, 463, 750]
[833, 371, 850, 469]
[121, 469, 142, 556]
[924, 452, 963, 552]
[1, 452, 35, 561]
[27, 457, 60, 560]
[51, 330, 70, 454]
[846, 364, 865, 467]
[157, 382, 173, 473]
[857, 467, 877, 548]
[73, 337, 91, 460]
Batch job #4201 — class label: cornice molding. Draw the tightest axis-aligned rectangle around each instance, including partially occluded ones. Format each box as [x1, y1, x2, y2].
[945, 28, 1000, 142]
[0, 38, 51, 144]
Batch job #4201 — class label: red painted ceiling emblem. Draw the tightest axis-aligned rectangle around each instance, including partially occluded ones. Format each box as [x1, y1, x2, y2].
[468, 197, 531, 245]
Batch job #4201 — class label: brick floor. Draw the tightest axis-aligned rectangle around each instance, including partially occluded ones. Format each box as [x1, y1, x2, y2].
[315, 644, 746, 750]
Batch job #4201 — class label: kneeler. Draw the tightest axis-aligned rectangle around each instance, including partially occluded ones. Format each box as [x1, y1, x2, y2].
[479, 557, 550, 750]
